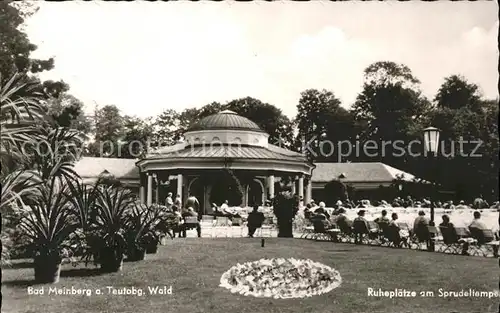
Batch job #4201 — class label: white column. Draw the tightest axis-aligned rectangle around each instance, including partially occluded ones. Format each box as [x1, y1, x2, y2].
[155, 184, 159, 204]
[177, 174, 183, 200]
[268, 175, 275, 199]
[147, 174, 153, 206]
[139, 186, 145, 205]
[244, 184, 249, 207]
[306, 178, 312, 204]
[298, 176, 304, 199]
[291, 178, 296, 194]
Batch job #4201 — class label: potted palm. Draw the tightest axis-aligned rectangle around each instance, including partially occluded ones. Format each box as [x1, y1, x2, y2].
[89, 185, 134, 272]
[124, 203, 163, 260]
[18, 176, 78, 283]
[65, 179, 100, 263]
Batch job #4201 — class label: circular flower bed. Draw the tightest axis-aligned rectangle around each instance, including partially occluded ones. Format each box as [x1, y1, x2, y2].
[219, 258, 342, 299]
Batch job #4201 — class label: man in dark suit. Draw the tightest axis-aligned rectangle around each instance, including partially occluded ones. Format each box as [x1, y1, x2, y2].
[247, 204, 265, 238]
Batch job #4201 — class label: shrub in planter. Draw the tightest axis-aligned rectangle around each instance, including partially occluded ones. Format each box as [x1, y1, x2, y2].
[88, 186, 134, 272]
[18, 177, 78, 283]
[272, 191, 299, 238]
[124, 203, 163, 260]
[144, 232, 160, 254]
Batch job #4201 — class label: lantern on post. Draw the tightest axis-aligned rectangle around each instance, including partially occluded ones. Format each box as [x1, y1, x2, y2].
[423, 126, 441, 252]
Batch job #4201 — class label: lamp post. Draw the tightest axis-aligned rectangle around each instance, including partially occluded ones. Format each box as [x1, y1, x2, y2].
[423, 126, 440, 252]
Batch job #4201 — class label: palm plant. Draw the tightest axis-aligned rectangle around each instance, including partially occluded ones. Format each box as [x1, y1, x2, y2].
[0, 73, 44, 176]
[87, 185, 135, 272]
[1, 73, 44, 266]
[17, 174, 77, 283]
[64, 178, 100, 259]
[29, 126, 84, 182]
[124, 203, 164, 259]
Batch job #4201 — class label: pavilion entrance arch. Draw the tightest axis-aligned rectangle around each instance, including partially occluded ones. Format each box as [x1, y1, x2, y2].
[248, 178, 265, 206]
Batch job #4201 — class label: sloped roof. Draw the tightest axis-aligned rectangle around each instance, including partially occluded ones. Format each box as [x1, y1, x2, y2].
[312, 162, 416, 183]
[73, 157, 139, 179]
[187, 110, 264, 132]
[147, 145, 307, 162]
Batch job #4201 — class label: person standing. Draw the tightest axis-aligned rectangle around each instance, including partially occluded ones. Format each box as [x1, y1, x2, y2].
[185, 194, 200, 219]
[165, 192, 173, 208]
[247, 205, 265, 238]
[174, 194, 182, 208]
[181, 207, 201, 237]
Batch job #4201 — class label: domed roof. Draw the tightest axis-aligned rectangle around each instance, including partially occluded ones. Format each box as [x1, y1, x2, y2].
[187, 110, 264, 132]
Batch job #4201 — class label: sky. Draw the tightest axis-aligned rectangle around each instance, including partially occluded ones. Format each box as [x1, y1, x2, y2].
[25, 1, 499, 119]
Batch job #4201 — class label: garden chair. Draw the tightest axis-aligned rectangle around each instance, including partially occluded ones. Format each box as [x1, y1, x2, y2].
[202, 215, 214, 223]
[336, 219, 354, 243]
[381, 223, 409, 248]
[352, 220, 380, 245]
[214, 216, 230, 237]
[300, 223, 315, 239]
[469, 228, 499, 257]
[438, 226, 471, 254]
[182, 216, 200, 238]
[257, 217, 274, 237]
[200, 216, 215, 238]
[410, 225, 441, 250]
[309, 217, 339, 242]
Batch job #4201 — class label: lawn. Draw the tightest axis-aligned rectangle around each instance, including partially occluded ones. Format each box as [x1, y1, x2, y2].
[2, 238, 499, 313]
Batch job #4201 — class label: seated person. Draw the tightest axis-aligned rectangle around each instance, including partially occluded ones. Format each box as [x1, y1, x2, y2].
[181, 207, 201, 238]
[403, 196, 414, 208]
[310, 210, 335, 233]
[247, 205, 265, 238]
[314, 202, 330, 220]
[165, 192, 174, 208]
[168, 206, 183, 238]
[439, 214, 454, 228]
[392, 197, 403, 208]
[304, 204, 312, 220]
[379, 200, 390, 208]
[386, 213, 405, 247]
[440, 215, 469, 255]
[374, 210, 390, 226]
[353, 210, 371, 244]
[469, 211, 487, 230]
[334, 200, 343, 210]
[334, 208, 349, 224]
[444, 200, 455, 210]
[455, 200, 469, 210]
[412, 210, 430, 238]
[473, 196, 488, 210]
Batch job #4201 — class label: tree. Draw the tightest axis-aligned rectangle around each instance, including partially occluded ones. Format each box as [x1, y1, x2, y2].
[295, 89, 356, 161]
[151, 109, 181, 148]
[428, 97, 499, 201]
[119, 115, 154, 159]
[352, 61, 431, 170]
[45, 94, 92, 135]
[0, 1, 68, 98]
[363, 61, 420, 89]
[87, 105, 124, 157]
[225, 97, 294, 147]
[434, 75, 482, 112]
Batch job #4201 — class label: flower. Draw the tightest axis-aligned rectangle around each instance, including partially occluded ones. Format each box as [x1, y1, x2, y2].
[219, 258, 342, 299]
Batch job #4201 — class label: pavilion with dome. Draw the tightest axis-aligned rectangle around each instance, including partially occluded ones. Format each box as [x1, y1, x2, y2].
[74, 110, 419, 212]
[135, 110, 314, 213]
